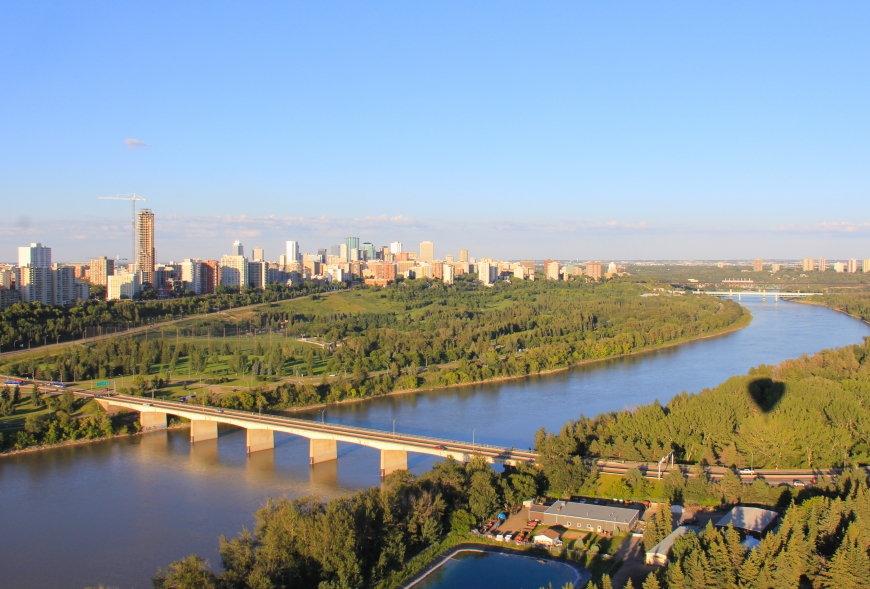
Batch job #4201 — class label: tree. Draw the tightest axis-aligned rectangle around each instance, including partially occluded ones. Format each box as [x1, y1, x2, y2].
[152, 554, 218, 589]
[468, 470, 500, 521]
[449, 509, 475, 536]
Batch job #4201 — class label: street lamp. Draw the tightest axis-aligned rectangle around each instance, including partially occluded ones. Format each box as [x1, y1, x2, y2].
[392, 418, 397, 438]
[472, 429, 476, 454]
[319, 409, 326, 423]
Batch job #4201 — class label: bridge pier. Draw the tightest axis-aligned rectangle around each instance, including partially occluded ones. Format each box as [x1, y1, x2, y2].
[310, 439, 337, 464]
[190, 420, 218, 443]
[380, 450, 408, 477]
[246, 428, 274, 454]
[140, 412, 167, 429]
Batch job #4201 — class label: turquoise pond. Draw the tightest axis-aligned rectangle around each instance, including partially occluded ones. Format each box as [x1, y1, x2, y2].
[412, 550, 587, 589]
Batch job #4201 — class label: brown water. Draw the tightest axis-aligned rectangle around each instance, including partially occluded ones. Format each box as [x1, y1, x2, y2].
[1, 300, 868, 588]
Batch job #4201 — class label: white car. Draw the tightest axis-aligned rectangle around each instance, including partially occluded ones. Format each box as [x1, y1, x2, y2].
[739, 468, 755, 474]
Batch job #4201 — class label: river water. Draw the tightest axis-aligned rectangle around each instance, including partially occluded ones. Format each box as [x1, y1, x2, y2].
[1, 300, 868, 589]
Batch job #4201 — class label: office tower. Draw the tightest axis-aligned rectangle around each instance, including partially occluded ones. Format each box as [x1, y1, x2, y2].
[286, 240, 300, 262]
[344, 237, 360, 260]
[232, 240, 244, 256]
[361, 242, 376, 261]
[19, 242, 52, 268]
[389, 241, 403, 254]
[544, 260, 560, 281]
[181, 259, 203, 294]
[220, 254, 249, 288]
[753, 259, 763, 272]
[107, 272, 141, 300]
[350, 248, 360, 262]
[331, 245, 341, 257]
[136, 209, 155, 285]
[586, 262, 603, 281]
[339, 243, 348, 261]
[420, 241, 435, 262]
[819, 257, 827, 272]
[802, 258, 815, 272]
[317, 248, 327, 262]
[443, 263, 455, 285]
[252, 247, 265, 262]
[459, 249, 469, 263]
[89, 256, 115, 287]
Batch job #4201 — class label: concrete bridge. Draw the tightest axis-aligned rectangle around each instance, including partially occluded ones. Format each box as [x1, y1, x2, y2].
[95, 394, 537, 477]
[695, 290, 823, 300]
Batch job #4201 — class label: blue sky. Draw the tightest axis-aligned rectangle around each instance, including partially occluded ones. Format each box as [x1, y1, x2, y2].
[1, 2, 869, 262]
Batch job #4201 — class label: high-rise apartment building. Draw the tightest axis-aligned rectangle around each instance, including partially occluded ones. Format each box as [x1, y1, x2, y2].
[847, 259, 859, 273]
[459, 249, 469, 263]
[18, 242, 52, 268]
[232, 240, 244, 257]
[181, 259, 203, 294]
[220, 255, 249, 288]
[89, 256, 115, 287]
[107, 272, 141, 300]
[752, 259, 764, 272]
[445, 254, 455, 263]
[201, 260, 218, 294]
[442, 263, 455, 285]
[286, 240, 300, 262]
[51, 264, 76, 305]
[544, 260, 560, 281]
[478, 262, 497, 286]
[137, 209, 155, 285]
[420, 241, 435, 262]
[864, 259, 870, 273]
[252, 247, 265, 262]
[339, 243, 348, 262]
[586, 262, 603, 281]
[802, 258, 815, 272]
[819, 258, 827, 272]
[389, 241, 403, 254]
[16, 242, 52, 304]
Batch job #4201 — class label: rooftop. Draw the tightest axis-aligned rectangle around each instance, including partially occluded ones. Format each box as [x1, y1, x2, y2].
[716, 506, 777, 534]
[544, 501, 640, 524]
[646, 526, 698, 558]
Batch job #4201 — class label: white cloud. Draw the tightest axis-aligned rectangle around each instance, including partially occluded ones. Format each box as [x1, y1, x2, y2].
[124, 138, 148, 149]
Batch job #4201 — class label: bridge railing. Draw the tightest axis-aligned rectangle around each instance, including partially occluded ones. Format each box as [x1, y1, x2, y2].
[116, 394, 522, 455]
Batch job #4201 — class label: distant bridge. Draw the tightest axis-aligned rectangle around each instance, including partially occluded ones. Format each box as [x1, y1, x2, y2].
[95, 395, 536, 476]
[695, 290, 823, 300]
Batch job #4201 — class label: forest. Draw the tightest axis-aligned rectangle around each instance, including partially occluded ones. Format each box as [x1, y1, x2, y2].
[809, 292, 870, 323]
[0, 280, 335, 353]
[0, 278, 747, 413]
[531, 337, 870, 471]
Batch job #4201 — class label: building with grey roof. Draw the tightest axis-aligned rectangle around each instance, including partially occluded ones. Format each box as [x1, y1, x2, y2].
[645, 526, 699, 565]
[541, 500, 640, 534]
[715, 506, 778, 537]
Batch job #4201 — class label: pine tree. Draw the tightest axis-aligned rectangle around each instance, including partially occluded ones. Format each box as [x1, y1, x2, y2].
[641, 573, 661, 589]
[665, 561, 687, 589]
[600, 574, 613, 589]
[818, 524, 870, 589]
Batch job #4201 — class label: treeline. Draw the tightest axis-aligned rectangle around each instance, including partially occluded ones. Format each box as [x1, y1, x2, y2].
[810, 292, 870, 323]
[623, 469, 870, 589]
[0, 385, 126, 451]
[532, 338, 870, 470]
[148, 457, 542, 589]
[0, 281, 336, 353]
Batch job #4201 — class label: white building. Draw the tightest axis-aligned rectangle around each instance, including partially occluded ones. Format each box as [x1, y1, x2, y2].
[51, 264, 77, 305]
[833, 262, 845, 273]
[478, 262, 497, 286]
[18, 242, 52, 268]
[16, 266, 52, 304]
[389, 241, 403, 254]
[220, 255, 249, 288]
[107, 272, 141, 300]
[181, 259, 203, 294]
[231, 240, 244, 257]
[442, 263, 455, 285]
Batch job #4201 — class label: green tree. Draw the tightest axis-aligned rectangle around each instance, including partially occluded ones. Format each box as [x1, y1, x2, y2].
[152, 554, 218, 589]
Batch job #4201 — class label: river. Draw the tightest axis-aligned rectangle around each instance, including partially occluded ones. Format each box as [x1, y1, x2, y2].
[1, 300, 868, 589]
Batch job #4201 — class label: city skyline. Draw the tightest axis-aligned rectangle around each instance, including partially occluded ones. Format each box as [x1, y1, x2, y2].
[2, 3, 870, 261]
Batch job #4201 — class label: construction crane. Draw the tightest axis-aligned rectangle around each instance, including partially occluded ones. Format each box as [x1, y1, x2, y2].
[98, 194, 147, 269]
